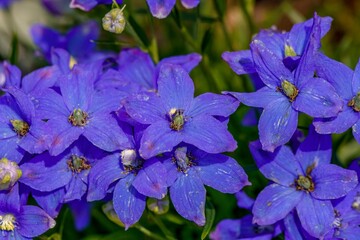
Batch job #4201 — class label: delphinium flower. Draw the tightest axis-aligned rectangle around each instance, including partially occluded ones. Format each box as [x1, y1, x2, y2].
[31, 21, 100, 62]
[33, 64, 130, 156]
[0, 88, 50, 160]
[0, 202, 56, 239]
[70, 0, 122, 11]
[0, 61, 21, 90]
[87, 123, 168, 228]
[222, 12, 332, 76]
[19, 137, 106, 214]
[163, 145, 250, 226]
[125, 63, 238, 159]
[146, 0, 200, 19]
[249, 128, 358, 238]
[313, 57, 360, 143]
[227, 13, 342, 151]
[210, 191, 281, 240]
[0, 0, 17, 9]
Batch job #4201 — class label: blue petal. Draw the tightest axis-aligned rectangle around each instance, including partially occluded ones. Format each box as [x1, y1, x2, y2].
[170, 170, 206, 226]
[87, 154, 124, 201]
[158, 53, 201, 74]
[353, 58, 360, 95]
[353, 119, 360, 144]
[17, 206, 56, 238]
[250, 40, 294, 89]
[258, 98, 298, 152]
[181, 0, 199, 8]
[33, 89, 69, 119]
[183, 115, 237, 154]
[21, 66, 59, 94]
[188, 93, 239, 117]
[0, 184, 20, 212]
[146, 0, 176, 19]
[113, 175, 146, 229]
[32, 188, 65, 218]
[222, 50, 256, 75]
[296, 195, 334, 238]
[69, 200, 91, 231]
[295, 125, 332, 170]
[252, 184, 303, 225]
[139, 119, 183, 159]
[157, 64, 194, 112]
[226, 87, 283, 109]
[196, 154, 250, 193]
[132, 158, 168, 199]
[63, 176, 87, 202]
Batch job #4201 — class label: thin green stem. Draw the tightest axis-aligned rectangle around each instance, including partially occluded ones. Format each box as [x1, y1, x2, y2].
[134, 224, 167, 240]
[239, 0, 256, 41]
[213, 0, 233, 51]
[150, 214, 177, 240]
[59, 208, 69, 239]
[149, 14, 159, 63]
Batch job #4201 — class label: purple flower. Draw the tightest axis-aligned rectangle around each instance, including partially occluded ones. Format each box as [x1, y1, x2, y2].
[164, 145, 250, 226]
[0, 88, 50, 159]
[87, 124, 168, 229]
[31, 21, 100, 62]
[125, 64, 238, 159]
[249, 128, 358, 238]
[313, 56, 360, 144]
[323, 185, 360, 239]
[0, 61, 21, 90]
[227, 13, 342, 151]
[34, 65, 130, 155]
[20, 137, 106, 204]
[146, 0, 200, 19]
[0, 0, 17, 9]
[70, 0, 122, 11]
[222, 13, 332, 75]
[0, 204, 55, 239]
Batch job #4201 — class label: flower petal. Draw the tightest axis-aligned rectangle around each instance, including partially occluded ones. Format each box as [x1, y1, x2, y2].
[34, 89, 69, 119]
[113, 175, 146, 229]
[353, 119, 360, 144]
[352, 58, 360, 95]
[158, 64, 194, 112]
[222, 50, 256, 75]
[47, 117, 83, 156]
[181, 0, 199, 8]
[32, 188, 65, 218]
[295, 126, 332, 169]
[313, 106, 359, 134]
[187, 93, 239, 117]
[63, 177, 87, 202]
[196, 154, 250, 193]
[19, 119, 52, 154]
[22, 66, 59, 94]
[69, 200, 91, 231]
[252, 184, 303, 225]
[83, 114, 130, 152]
[59, 65, 95, 111]
[139, 119, 183, 159]
[258, 98, 298, 152]
[87, 154, 124, 201]
[124, 92, 166, 124]
[170, 170, 206, 226]
[294, 77, 342, 118]
[146, 0, 176, 19]
[17, 206, 56, 238]
[183, 115, 237, 153]
[132, 158, 168, 199]
[250, 39, 294, 88]
[226, 87, 283, 109]
[311, 164, 358, 199]
[20, 152, 72, 192]
[158, 53, 202, 74]
[296, 195, 334, 239]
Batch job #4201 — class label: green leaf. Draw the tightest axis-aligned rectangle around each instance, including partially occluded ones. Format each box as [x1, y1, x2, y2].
[201, 199, 216, 240]
[126, 15, 150, 48]
[201, 28, 213, 53]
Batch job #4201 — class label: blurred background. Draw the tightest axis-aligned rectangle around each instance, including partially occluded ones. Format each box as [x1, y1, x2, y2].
[1, 0, 360, 239]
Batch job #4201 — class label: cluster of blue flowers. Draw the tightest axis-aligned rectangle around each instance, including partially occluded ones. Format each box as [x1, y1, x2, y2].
[1, 0, 360, 238]
[211, 12, 360, 239]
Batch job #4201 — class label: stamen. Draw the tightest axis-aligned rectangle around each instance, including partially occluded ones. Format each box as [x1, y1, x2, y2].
[0, 214, 16, 231]
[169, 108, 185, 131]
[10, 120, 29, 137]
[67, 155, 91, 173]
[348, 93, 360, 112]
[0, 158, 22, 190]
[173, 147, 194, 173]
[295, 175, 314, 192]
[278, 80, 299, 102]
[68, 109, 88, 127]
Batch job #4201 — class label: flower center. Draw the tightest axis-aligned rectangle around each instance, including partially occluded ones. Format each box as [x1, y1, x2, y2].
[295, 175, 314, 192]
[279, 80, 298, 102]
[120, 149, 142, 172]
[67, 155, 91, 173]
[169, 108, 185, 131]
[173, 147, 194, 173]
[10, 119, 29, 137]
[284, 44, 297, 57]
[0, 158, 22, 191]
[348, 93, 360, 112]
[68, 109, 88, 127]
[0, 214, 16, 231]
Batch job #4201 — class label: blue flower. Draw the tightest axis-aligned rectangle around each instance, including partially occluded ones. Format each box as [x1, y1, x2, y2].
[227, 13, 342, 151]
[70, 0, 122, 11]
[33, 65, 130, 155]
[125, 63, 238, 159]
[249, 128, 358, 238]
[164, 145, 250, 226]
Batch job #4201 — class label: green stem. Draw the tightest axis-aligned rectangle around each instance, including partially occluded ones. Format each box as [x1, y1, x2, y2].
[239, 0, 256, 41]
[59, 208, 69, 239]
[213, 0, 233, 51]
[150, 214, 177, 240]
[134, 224, 167, 240]
[149, 14, 159, 63]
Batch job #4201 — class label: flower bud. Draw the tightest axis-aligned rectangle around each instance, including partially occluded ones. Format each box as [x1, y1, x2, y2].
[102, 5, 126, 34]
[0, 158, 22, 190]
